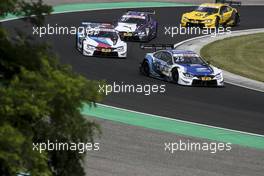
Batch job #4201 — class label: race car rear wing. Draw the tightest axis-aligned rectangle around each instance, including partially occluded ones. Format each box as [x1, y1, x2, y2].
[140, 44, 174, 51]
[215, 0, 242, 6]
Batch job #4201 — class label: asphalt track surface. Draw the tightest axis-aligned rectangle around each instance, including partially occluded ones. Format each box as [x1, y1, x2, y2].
[3, 6, 264, 134]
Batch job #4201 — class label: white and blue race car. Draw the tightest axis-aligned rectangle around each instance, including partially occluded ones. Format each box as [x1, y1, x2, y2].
[139, 45, 224, 86]
[76, 22, 127, 58]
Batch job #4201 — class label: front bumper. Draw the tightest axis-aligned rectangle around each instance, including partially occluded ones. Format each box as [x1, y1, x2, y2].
[83, 46, 127, 58]
[178, 74, 224, 87]
[181, 19, 216, 28]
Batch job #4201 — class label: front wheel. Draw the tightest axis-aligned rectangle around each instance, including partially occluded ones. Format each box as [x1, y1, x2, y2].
[215, 17, 220, 28]
[82, 41, 85, 55]
[171, 68, 179, 83]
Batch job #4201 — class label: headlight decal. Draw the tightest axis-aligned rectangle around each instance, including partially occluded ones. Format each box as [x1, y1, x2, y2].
[116, 46, 124, 52]
[214, 73, 223, 80]
[204, 19, 213, 23]
[86, 44, 96, 50]
[183, 72, 194, 78]
[183, 16, 189, 21]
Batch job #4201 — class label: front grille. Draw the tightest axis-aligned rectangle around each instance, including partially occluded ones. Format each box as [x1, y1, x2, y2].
[192, 80, 217, 87]
[93, 51, 118, 57]
[192, 75, 216, 86]
[187, 22, 205, 28]
[195, 75, 215, 79]
[189, 19, 203, 23]
[95, 47, 115, 52]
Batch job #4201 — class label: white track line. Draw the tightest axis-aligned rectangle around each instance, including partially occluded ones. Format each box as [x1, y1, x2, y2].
[174, 28, 264, 93]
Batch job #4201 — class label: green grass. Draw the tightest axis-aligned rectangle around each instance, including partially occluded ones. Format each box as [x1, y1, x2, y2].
[201, 33, 264, 82]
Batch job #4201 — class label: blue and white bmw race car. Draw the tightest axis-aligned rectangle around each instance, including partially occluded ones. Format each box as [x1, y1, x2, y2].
[76, 22, 127, 58]
[115, 11, 158, 42]
[139, 45, 224, 87]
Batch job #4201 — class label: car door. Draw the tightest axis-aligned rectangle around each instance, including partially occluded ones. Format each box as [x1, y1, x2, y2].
[153, 51, 172, 76]
[220, 6, 232, 23]
[224, 6, 234, 23]
[159, 51, 173, 76]
[153, 51, 163, 73]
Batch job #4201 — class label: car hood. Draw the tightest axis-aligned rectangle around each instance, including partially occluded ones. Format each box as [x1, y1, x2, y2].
[88, 37, 118, 48]
[180, 64, 214, 76]
[185, 11, 216, 20]
[115, 22, 138, 32]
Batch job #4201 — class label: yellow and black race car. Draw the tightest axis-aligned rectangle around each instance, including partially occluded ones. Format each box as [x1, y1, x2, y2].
[181, 3, 240, 28]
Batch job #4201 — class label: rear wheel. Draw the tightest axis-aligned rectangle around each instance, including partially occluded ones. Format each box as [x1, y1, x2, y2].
[141, 60, 150, 76]
[171, 68, 179, 83]
[233, 13, 240, 26]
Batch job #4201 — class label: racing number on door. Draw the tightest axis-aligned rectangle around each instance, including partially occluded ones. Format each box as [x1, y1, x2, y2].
[153, 51, 171, 75]
[160, 52, 172, 76]
[153, 60, 161, 70]
[153, 51, 162, 71]
[154, 60, 166, 72]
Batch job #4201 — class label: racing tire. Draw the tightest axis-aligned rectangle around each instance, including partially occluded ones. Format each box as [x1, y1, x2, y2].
[233, 13, 240, 26]
[141, 60, 150, 76]
[152, 24, 158, 40]
[215, 17, 220, 29]
[171, 68, 179, 83]
[82, 41, 86, 55]
[76, 36, 82, 52]
[76, 35, 78, 50]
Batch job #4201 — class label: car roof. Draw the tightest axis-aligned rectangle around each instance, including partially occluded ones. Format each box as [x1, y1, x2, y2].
[164, 49, 198, 55]
[81, 22, 115, 29]
[199, 3, 226, 8]
[123, 11, 148, 18]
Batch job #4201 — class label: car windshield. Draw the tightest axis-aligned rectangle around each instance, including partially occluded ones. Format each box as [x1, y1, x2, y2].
[119, 16, 146, 24]
[173, 55, 206, 65]
[195, 6, 219, 14]
[88, 30, 118, 40]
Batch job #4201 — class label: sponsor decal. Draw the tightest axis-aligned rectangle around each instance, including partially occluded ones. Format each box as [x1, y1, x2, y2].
[90, 37, 112, 48]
